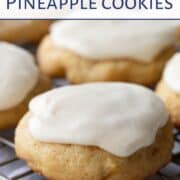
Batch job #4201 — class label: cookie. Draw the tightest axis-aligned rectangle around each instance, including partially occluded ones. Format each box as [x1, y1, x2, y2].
[176, 25, 180, 45]
[0, 75, 51, 130]
[0, 20, 51, 44]
[0, 42, 51, 129]
[156, 53, 180, 128]
[37, 20, 176, 85]
[15, 83, 173, 180]
[37, 35, 66, 77]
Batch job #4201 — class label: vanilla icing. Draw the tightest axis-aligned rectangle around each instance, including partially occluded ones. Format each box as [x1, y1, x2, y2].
[29, 83, 168, 157]
[0, 42, 39, 110]
[164, 53, 180, 93]
[50, 20, 177, 62]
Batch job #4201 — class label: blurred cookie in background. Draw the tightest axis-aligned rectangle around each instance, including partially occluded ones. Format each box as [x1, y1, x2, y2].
[37, 20, 177, 85]
[156, 53, 180, 128]
[176, 25, 180, 46]
[0, 42, 51, 130]
[37, 34, 66, 77]
[0, 20, 51, 44]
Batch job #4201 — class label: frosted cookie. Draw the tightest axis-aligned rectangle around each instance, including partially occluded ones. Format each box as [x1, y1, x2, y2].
[0, 42, 51, 130]
[15, 83, 173, 180]
[37, 20, 176, 83]
[0, 20, 51, 44]
[156, 53, 180, 127]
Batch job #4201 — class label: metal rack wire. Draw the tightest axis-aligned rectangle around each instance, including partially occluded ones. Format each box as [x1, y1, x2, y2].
[0, 129, 44, 180]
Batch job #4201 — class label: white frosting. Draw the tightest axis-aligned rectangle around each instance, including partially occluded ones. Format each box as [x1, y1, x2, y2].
[164, 53, 180, 93]
[0, 42, 39, 110]
[29, 83, 168, 157]
[50, 20, 177, 62]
